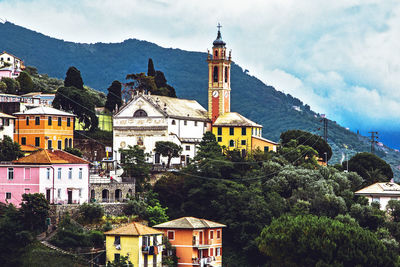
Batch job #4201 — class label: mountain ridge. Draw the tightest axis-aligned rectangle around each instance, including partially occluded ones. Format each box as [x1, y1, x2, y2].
[2, 21, 400, 177]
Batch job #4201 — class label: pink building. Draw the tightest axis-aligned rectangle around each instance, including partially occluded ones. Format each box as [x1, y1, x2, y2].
[0, 149, 90, 206]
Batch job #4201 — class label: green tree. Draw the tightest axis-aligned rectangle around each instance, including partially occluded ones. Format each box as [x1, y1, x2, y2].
[64, 66, 84, 90]
[279, 139, 319, 168]
[77, 203, 104, 224]
[64, 147, 83, 157]
[0, 81, 7, 92]
[53, 86, 98, 131]
[107, 256, 133, 267]
[125, 72, 157, 96]
[120, 145, 150, 192]
[16, 71, 34, 94]
[105, 80, 122, 113]
[147, 58, 156, 76]
[344, 152, 393, 186]
[387, 200, 400, 222]
[155, 141, 182, 168]
[19, 193, 50, 233]
[0, 135, 24, 161]
[258, 214, 399, 267]
[280, 129, 332, 161]
[1, 77, 20, 94]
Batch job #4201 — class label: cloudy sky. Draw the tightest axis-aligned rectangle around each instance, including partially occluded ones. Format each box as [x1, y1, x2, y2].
[1, 0, 400, 140]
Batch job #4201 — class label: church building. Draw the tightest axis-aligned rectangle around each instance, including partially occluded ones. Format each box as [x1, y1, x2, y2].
[208, 27, 278, 155]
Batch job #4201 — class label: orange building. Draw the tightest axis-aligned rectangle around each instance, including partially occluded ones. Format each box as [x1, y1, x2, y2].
[14, 106, 75, 150]
[153, 217, 226, 267]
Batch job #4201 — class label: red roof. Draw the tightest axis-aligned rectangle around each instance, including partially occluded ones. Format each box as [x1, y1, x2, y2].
[14, 149, 90, 164]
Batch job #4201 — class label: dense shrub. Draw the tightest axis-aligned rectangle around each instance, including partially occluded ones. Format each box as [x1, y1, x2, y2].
[77, 203, 104, 224]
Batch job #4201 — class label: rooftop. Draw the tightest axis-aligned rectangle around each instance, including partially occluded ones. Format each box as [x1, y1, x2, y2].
[355, 182, 400, 195]
[14, 149, 90, 164]
[104, 222, 162, 236]
[252, 135, 279, 145]
[213, 112, 262, 127]
[153, 217, 226, 229]
[14, 106, 75, 117]
[0, 111, 15, 119]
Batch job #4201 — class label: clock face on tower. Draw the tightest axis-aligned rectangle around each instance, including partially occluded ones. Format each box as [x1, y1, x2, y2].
[212, 90, 219, 98]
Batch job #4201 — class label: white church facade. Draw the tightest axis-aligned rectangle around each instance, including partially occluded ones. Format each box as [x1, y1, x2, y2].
[113, 93, 211, 167]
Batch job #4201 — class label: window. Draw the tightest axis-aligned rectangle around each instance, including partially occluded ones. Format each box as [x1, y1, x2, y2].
[214, 50, 218, 58]
[79, 189, 82, 197]
[46, 168, 50, 179]
[242, 127, 246, 135]
[69, 138, 72, 148]
[216, 247, 221, 256]
[68, 168, 72, 179]
[25, 168, 31, 180]
[372, 196, 380, 203]
[213, 66, 218, 82]
[6, 192, 11, 200]
[167, 231, 175, 240]
[21, 137, 26, 145]
[217, 137, 222, 142]
[114, 236, 120, 245]
[217, 127, 222, 135]
[57, 189, 61, 198]
[184, 120, 187, 126]
[171, 120, 176, 125]
[58, 117, 62, 126]
[225, 66, 228, 82]
[142, 236, 150, 246]
[35, 116, 40, 125]
[35, 137, 40, 147]
[114, 254, 120, 262]
[194, 121, 198, 126]
[241, 140, 246, 145]
[79, 168, 82, 179]
[25, 188, 30, 194]
[65, 138, 68, 148]
[48, 140, 52, 149]
[4, 118, 9, 126]
[210, 248, 214, 256]
[133, 109, 147, 117]
[264, 146, 269, 153]
[229, 140, 234, 147]
[137, 137, 144, 146]
[210, 230, 214, 239]
[58, 168, 62, 179]
[186, 146, 190, 151]
[58, 140, 62, 150]
[217, 230, 221, 239]
[67, 118, 71, 127]
[229, 127, 234, 135]
[8, 168, 13, 180]
[48, 116, 52, 126]
[26, 116, 29, 126]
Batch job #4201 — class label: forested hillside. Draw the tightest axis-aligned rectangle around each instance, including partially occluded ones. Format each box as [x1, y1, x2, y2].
[2, 21, 399, 176]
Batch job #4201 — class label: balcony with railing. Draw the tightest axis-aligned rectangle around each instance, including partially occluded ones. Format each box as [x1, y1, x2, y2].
[192, 237, 212, 248]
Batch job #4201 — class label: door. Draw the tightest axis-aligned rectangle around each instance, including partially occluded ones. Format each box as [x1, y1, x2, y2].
[46, 189, 51, 202]
[155, 153, 160, 164]
[67, 190, 72, 204]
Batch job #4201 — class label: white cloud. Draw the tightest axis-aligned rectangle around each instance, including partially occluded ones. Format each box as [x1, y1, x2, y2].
[2, 0, 400, 133]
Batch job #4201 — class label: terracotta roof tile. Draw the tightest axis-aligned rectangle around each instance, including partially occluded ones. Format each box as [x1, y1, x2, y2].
[105, 222, 162, 236]
[153, 217, 226, 229]
[14, 149, 90, 164]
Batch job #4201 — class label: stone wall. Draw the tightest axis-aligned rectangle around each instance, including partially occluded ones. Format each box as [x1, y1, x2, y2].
[90, 182, 135, 203]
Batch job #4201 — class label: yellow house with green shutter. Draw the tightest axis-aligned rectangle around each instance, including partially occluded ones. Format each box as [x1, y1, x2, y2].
[105, 222, 163, 267]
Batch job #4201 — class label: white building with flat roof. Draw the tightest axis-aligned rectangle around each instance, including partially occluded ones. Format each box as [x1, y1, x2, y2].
[355, 182, 400, 210]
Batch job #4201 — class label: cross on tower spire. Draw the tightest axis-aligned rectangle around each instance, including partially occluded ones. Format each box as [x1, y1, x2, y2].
[217, 23, 222, 31]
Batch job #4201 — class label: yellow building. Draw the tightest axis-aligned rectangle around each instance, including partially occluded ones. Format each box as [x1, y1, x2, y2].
[13, 106, 75, 150]
[105, 222, 163, 267]
[208, 27, 278, 155]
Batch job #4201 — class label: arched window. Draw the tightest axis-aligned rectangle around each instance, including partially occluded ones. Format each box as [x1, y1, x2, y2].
[69, 138, 72, 148]
[64, 138, 68, 148]
[229, 140, 235, 147]
[225, 66, 228, 82]
[213, 66, 218, 83]
[115, 189, 122, 202]
[171, 120, 176, 125]
[214, 50, 218, 58]
[102, 189, 109, 203]
[133, 109, 147, 117]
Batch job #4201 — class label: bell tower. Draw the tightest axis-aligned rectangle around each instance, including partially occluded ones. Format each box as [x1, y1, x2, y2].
[207, 24, 232, 123]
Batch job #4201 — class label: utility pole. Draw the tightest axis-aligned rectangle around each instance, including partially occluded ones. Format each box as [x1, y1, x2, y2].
[320, 115, 328, 142]
[369, 131, 378, 154]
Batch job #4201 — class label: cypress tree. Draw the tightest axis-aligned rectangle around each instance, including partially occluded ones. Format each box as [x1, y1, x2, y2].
[16, 71, 34, 94]
[105, 80, 122, 113]
[64, 66, 84, 90]
[147, 58, 156, 77]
